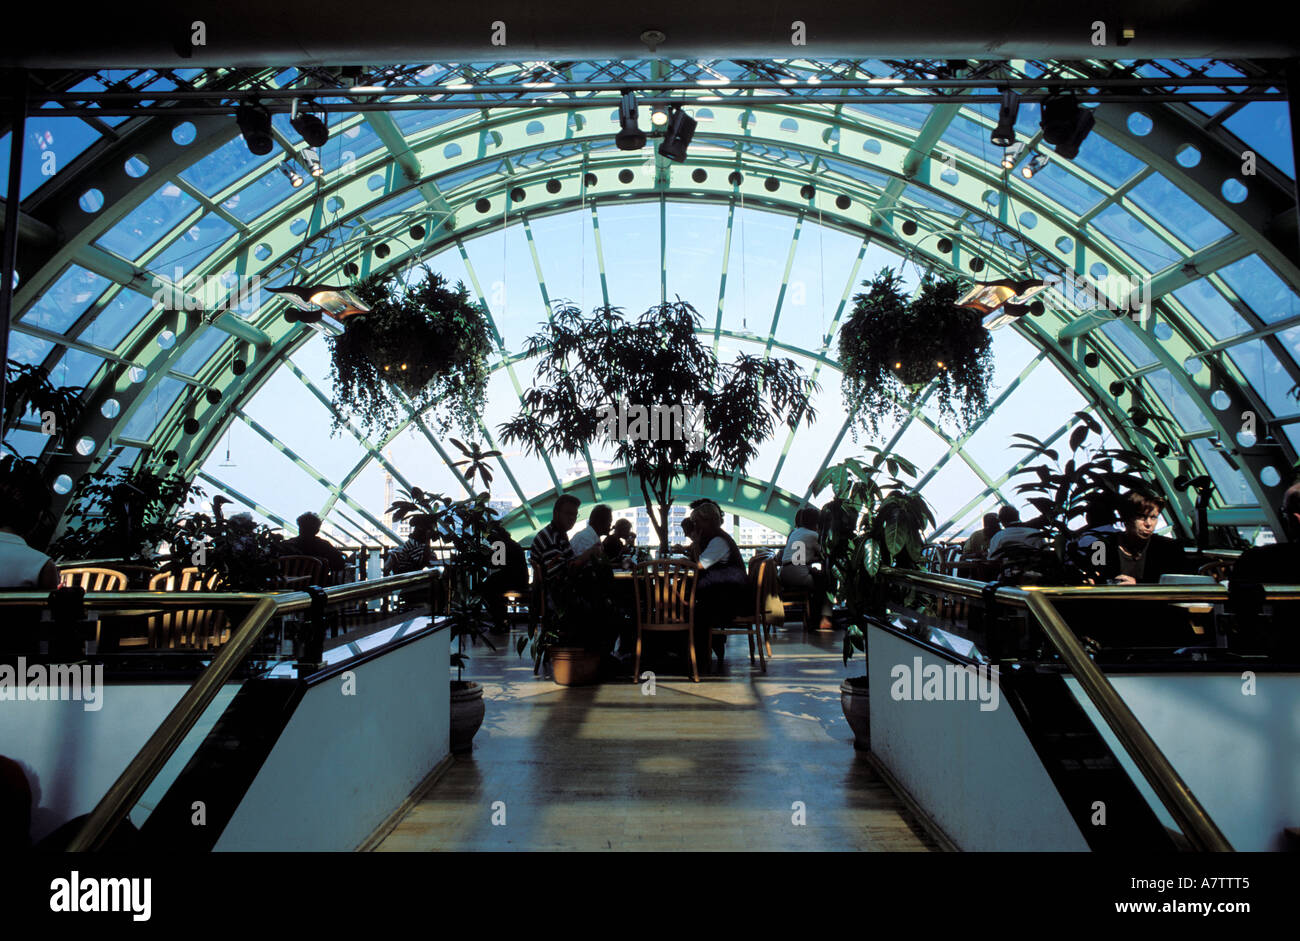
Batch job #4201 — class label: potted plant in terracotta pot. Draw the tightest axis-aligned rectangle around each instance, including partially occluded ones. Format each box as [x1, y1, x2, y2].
[518, 557, 620, 686]
[813, 447, 933, 749]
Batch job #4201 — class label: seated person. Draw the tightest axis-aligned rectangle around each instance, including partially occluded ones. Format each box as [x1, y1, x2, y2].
[610, 518, 637, 566]
[0, 456, 58, 590]
[961, 512, 1001, 560]
[529, 495, 603, 600]
[987, 506, 1045, 560]
[1099, 491, 1190, 585]
[1066, 500, 1120, 581]
[281, 511, 347, 577]
[386, 516, 435, 574]
[778, 507, 834, 631]
[1233, 482, 1300, 584]
[689, 501, 749, 667]
[674, 517, 699, 561]
[568, 504, 613, 557]
[482, 523, 529, 631]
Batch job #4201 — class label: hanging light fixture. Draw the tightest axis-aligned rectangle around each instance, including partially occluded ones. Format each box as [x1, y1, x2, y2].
[957, 277, 1048, 328]
[1000, 141, 1025, 171]
[1020, 152, 1049, 179]
[269, 284, 370, 321]
[277, 160, 304, 188]
[615, 89, 646, 150]
[658, 105, 697, 163]
[290, 99, 330, 147]
[991, 89, 1020, 147]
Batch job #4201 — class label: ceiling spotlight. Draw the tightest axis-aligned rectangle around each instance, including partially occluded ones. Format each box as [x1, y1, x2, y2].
[958, 278, 1049, 325]
[374, 243, 390, 259]
[616, 90, 647, 151]
[991, 90, 1020, 147]
[235, 102, 273, 156]
[290, 102, 330, 148]
[302, 148, 323, 178]
[269, 284, 371, 321]
[1021, 153, 1049, 179]
[901, 219, 918, 237]
[278, 160, 304, 188]
[1000, 141, 1025, 171]
[650, 104, 670, 127]
[658, 105, 697, 163]
[1041, 93, 1095, 161]
[409, 224, 426, 240]
[800, 183, 816, 199]
[936, 237, 953, 254]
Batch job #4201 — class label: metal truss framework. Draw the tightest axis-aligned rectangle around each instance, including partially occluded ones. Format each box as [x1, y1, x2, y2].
[5, 57, 1299, 543]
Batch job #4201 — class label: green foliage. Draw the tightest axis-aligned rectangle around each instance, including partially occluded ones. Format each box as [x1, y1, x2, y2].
[328, 266, 493, 439]
[838, 269, 993, 440]
[499, 299, 818, 552]
[4, 360, 84, 444]
[169, 504, 286, 590]
[50, 468, 199, 562]
[812, 446, 934, 666]
[515, 556, 622, 672]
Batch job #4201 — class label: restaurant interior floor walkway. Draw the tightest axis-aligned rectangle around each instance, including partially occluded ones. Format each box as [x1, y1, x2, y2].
[372, 624, 939, 851]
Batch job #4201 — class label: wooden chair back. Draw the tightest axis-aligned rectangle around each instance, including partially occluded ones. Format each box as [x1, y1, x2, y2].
[59, 567, 128, 592]
[1198, 559, 1234, 583]
[276, 554, 324, 588]
[633, 559, 698, 631]
[147, 568, 228, 650]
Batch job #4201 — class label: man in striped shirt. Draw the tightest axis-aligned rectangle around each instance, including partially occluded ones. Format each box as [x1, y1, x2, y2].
[529, 494, 601, 580]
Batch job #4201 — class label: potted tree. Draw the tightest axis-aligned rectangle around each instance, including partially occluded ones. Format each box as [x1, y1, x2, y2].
[812, 447, 933, 749]
[518, 557, 623, 686]
[839, 268, 993, 440]
[499, 299, 818, 555]
[328, 266, 493, 439]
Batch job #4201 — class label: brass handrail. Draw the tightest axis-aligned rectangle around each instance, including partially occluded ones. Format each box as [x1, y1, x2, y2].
[60, 569, 436, 852]
[880, 568, 1240, 851]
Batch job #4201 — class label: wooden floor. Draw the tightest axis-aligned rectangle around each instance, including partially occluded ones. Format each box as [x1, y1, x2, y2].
[374, 623, 939, 852]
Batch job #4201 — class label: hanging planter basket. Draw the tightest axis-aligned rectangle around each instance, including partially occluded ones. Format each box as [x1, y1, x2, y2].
[327, 266, 493, 439]
[839, 268, 994, 440]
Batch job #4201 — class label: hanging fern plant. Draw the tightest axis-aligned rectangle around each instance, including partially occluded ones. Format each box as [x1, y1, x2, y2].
[838, 268, 994, 440]
[328, 266, 494, 438]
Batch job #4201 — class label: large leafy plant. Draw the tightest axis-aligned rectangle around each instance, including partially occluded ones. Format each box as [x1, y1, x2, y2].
[169, 500, 286, 590]
[812, 447, 935, 666]
[4, 360, 84, 446]
[839, 268, 993, 440]
[516, 555, 623, 673]
[50, 468, 200, 562]
[328, 266, 493, 439]
[500, 300, 817, 553]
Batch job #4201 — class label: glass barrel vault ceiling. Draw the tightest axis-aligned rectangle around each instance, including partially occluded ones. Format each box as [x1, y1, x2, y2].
[5, 58, 1299, 544]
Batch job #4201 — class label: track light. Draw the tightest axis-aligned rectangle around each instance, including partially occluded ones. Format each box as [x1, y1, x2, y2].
[1040, 93, 1095, 160]
[302, 148, 322, 178]
[290, 101, 330, 148]
[278, 160, 304, 188]
[615, 90, 646, 151]
[1001, 141, 1025, 171]
[1021, 153, 1049, 179]
[991, 90, 1020, 147]
[650, 104, 669, 127]
[235, 102, 273, 156]
[658, 105, 697, 163]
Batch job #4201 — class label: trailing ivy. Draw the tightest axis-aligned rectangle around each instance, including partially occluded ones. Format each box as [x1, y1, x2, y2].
[838, 268, 993, 440]
[328, 266, 493, 439]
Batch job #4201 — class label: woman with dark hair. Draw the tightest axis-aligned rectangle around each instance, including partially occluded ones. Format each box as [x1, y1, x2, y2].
[0, 456, 58, 590]
[1104, 491, 1189, 584]
[689, 501, 748, 668]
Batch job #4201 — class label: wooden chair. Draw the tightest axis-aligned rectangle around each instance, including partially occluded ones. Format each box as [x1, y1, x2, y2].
[710, 554, 768, 672]
[632, 559, 700, 683]
[147, 568, 227, 651]
[1198, 559, 1234, 583]
[275, 554, 324, 590]
[59, 567, 128, 592]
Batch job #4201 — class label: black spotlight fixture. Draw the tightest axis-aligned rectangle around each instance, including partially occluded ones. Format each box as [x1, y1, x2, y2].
[969, 257, 985, 273]
[409, 224, 426, 240]
[901, 219, 918, 237]
[1083, 351, 1100, 368]
[1109, 380, 1127, 397]
[936, 237, 953, 254]
[162, 450, 179, 466]
[277, 160, 304, 189]
[1153, 442, 1171, 458]
[991, 89, 1020, 147]
[764, 177, 779, 192]
[374, 243, 390, 259]
[658, 105, 697, 163]
[800, 183, 816, 199]
[510, 186, 526, 203]
[1040, 92, 1095, 161]
[618, 168, 634, 184]
[183, 416, 200, 435]
[232, 357, 247, 376]
[1173, 473, 1191, 489]
[691, 168, 707, 183]
[205, 388, 222, 404]
[235, 101, 274, 156]
[583, 172, 597, 187]
[289, 101, 329, 147]
[727, 171, 743, 186]
[835, 194, 851, 210]
[546, 178, 562, 193]
[343, 262, 359, 277]
[475, 198, 490, 213]
[615, 89, 646, 151]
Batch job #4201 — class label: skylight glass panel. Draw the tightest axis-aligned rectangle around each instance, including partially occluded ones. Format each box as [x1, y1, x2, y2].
[904, 184, 965, 216]
[170, 327, 229, 377]
[1224, 339, 1296, 416]
[820, 157, 889, 189]
[179, 133, 276, 195]
[120, 377, 185, 441]
[318, 119, 386, 173]
[433, 161, 500, 192]
[1141, 368, 1211, 432]
[1190, 438, 1254, 506]
[242, 367, 370, 482]
[49, 348, 104, 389]
[20, 265, 109, 334]
[1090, 204, 1179, 272]
[1021, 162, 1104, 216]
[1126, 174, 1231, 249]
[95, 183, 199, 260]
[20, 116, 101, 200]
[1099, 319, 1158, 368]
[7, 331, 55, 366]
[1217, 255, 1300, 325]
[1221, 102, 1294, 178]
[365, 188, 424, 221]
[146, 213, 237, 275]
[846, 101, 930, 131]
[221, 165, 297, 223]
[1071, 132, 1144, 187]
[394, 108, 474, 136]
[1170, 278, 1250, 342]
[939, 115, 997, 163]
[774, 219, 862, 351]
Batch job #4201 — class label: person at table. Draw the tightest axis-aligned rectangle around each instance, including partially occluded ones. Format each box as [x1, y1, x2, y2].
[778, 507, 833, 631]
[1102, 491, 1190, 585]
[529, 495, 602, 584]
[482, 522, 529, 631]
[609, 518, 637, 567]
[568, 504, 613, 557]
[961, 512, 1002, 560]
[0, 456, 57, 590]
[1233, 481, 1300, 584]
[282, 511, 348, 578]
[674, 517, 699, 560]
[1229, 481, 1300, 654]
[690, 501, 749, 667]
[1066, 500, 1120, 581]
[987, 506, 1045, 560]
[387, 516, 435, 574]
